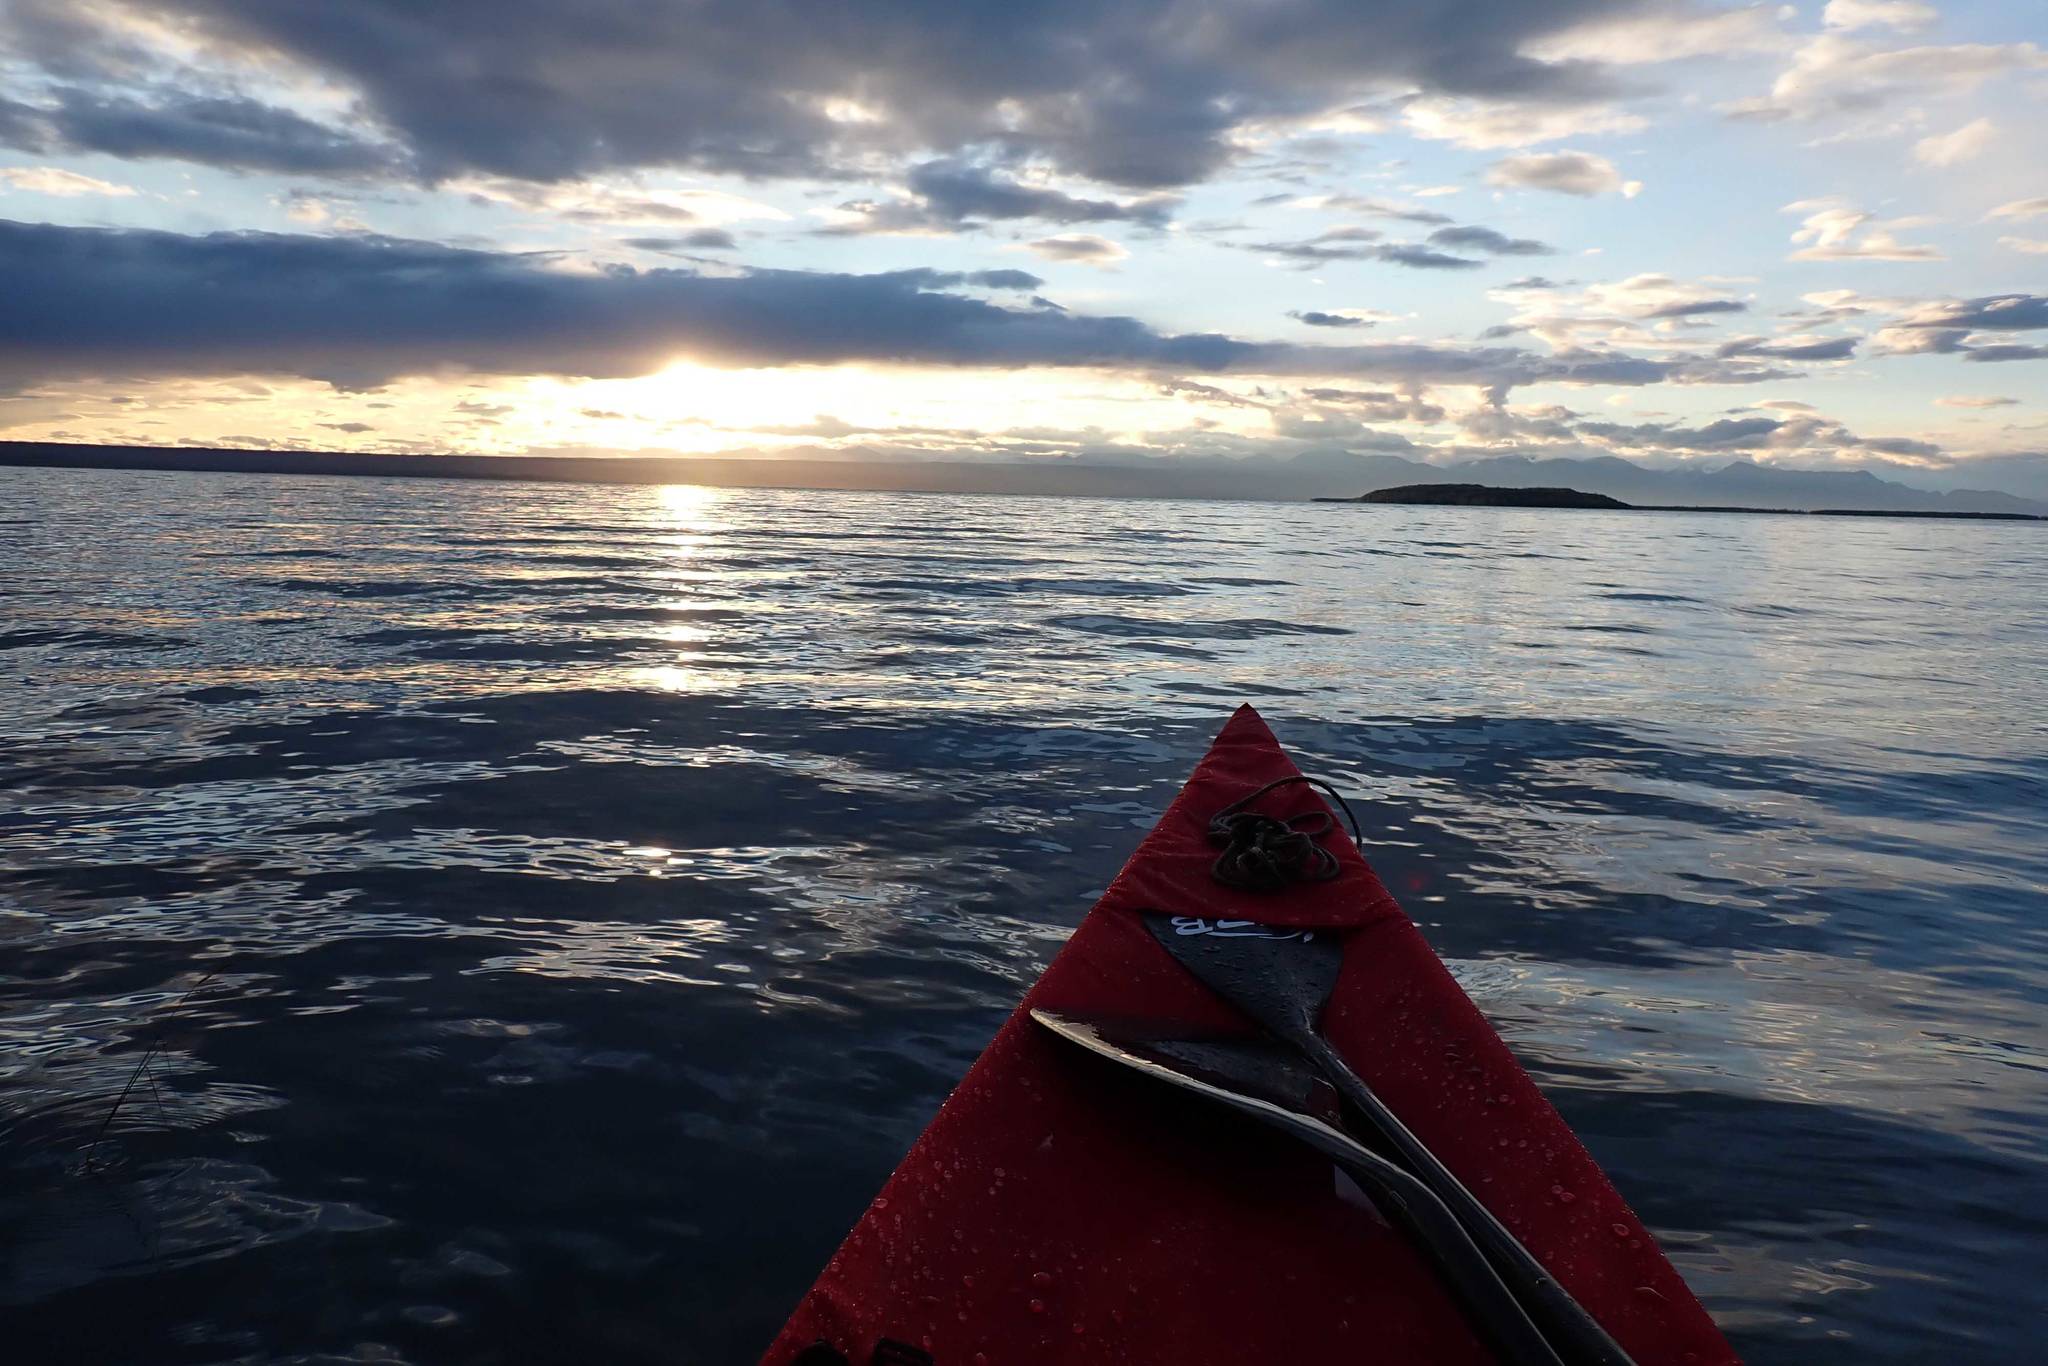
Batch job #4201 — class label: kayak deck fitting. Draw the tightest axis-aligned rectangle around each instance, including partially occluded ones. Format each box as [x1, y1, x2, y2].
[764, 705, 1737, 1365]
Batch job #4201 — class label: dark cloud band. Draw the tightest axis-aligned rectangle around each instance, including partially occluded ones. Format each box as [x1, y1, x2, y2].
[0, 219, 1788, 392]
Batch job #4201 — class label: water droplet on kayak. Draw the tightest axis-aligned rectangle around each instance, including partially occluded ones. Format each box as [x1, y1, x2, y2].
[1028, 1298, 1045, 1314]
[1557, 1189, 1576, 1204]
[974, 1355, 988, 1366]
[962, 1274, 974, 1288]
[1612, 1223, 1630, 1237]
[994, 1167, 1006, 1178]
[1031, 1271, 1053, 1288]
[1071, 1322, 1085, 1335]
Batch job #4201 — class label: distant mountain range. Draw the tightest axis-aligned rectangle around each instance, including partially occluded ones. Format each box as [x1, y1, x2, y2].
[3, 439, 2044, 516]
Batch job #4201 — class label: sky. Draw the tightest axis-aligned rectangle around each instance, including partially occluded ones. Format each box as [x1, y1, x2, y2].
[1, 0, 2044, 496]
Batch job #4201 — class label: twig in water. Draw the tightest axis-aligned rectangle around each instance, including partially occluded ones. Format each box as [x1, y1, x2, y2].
[81, 970, 219, 1176]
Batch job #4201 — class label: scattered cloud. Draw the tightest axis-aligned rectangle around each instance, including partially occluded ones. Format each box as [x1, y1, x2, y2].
[625, 229, 741, 253]
[2000, 237, 2048, 255]
[1912, 118, 1995, 167]
[825, 161, 1178, 235]
[1025, 233, 1128, 266]
[1873, 293, 2048, 363]
[1717, 334, 1859, 361]
[1287, 310, 1393, 328]
[1934, 395, 2017, 408]
[1295, 194, 1454, 226]
[1987, 198, 2048, 222]
[0, 92, 407, 179]
[456, 177, 788, 227]
[1821, 0, 1936, 33]
[1426, 225, 1554, 256]
[1403, 98, 1646, 151]
[1246, 226, 1482, 269]
[1785, 199, 1941, 261]
[0, 165, 136, 197]
[1528, 4, 1789, 64]
[1725, 32, 2047, 123]
[1486, 151, 1641, 198]
[1643, 298, 1748, 319]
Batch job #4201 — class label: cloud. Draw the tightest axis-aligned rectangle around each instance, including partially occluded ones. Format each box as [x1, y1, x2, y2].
[1402, 98, 1646, 150]
[457, 178, 788, 227]
[1025, 233, 1128, 266]
[1987, 198, 2048, 222]
[3, 91, 407, 178]
[318, 420, 374, 433]
[1528, 3, 1789, 64]
[1496, 275, 1561, 291]
[1725, 33, 2047, 123]
[1426, 225, 1554, 256]
[1247, 226, 1481, 269]
[1298, 388, 1446, 422]
[1298, 194, 1454, 225]
[1872, 293, 2048, 362]
[1642, 297, 1748, 319]
[0, 219, 1797, 396]
[1288, 310, 1380, 328]
[1486, 151, 1641, 197]
[905, 160, 1175, 226]
[0, 165, 136, 197]
[1784, 199, 1941, 261]
[1959, 345, 2048, 363]
[1894, 294, 2048, 333]
[2001, 237, 2048, 255]
[625, 229, 740, 253]
[827, 161, 1178, 234]
[1934, 395, 2017, 408]
[0, 0, 1650, 189]
[1913, 117, 1995, 167]
[1821, 0, 1936, 33]
[1576, 415, 1786, 450]
[1716, 334, 1859, 360]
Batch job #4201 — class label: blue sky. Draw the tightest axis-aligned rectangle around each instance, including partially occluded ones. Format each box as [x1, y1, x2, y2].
[1, 0, 2043, 495]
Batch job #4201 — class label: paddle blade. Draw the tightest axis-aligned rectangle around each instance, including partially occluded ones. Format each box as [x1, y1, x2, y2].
[1030, 1010, 1329, 1119]
[1144, 913, 1347, 1040]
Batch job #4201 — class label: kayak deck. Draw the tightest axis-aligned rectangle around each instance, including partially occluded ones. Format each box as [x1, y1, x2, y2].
[765, 706, 1736, 1364]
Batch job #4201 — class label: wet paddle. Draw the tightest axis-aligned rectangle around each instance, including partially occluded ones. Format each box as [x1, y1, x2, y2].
[1145, 915, 1639, 1366]
[1032, 1010, 1567, 1366]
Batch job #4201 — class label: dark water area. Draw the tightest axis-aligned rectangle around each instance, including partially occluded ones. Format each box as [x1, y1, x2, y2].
[2, 466, 2045, 1364]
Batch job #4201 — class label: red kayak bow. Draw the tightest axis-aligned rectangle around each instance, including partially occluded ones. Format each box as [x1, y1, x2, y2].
[765, 705, 1737, 1365]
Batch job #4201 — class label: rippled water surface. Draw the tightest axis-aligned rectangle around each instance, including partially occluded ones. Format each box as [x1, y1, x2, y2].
[3, 466, 2045, 1363]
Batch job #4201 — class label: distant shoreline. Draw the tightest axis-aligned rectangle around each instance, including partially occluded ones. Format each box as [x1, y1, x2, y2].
[1315, 481, 2045, 522]
[4, 441, 2042, 520]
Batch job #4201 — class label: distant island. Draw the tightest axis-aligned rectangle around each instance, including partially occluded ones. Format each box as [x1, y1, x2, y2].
[1317, 482, 2044, 522]
[1328, 483, 1631, 509]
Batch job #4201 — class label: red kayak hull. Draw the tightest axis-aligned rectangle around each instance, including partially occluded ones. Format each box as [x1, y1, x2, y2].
[765, 705, 1736, 1365]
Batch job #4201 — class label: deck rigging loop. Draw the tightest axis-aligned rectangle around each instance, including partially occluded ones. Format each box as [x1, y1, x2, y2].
[1206, 774, 1365, 891]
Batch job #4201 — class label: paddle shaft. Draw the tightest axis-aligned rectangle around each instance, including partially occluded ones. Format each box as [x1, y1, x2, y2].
[1298, 1031, 1640, 1366]
[1313, 1131, 1569, 1366]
